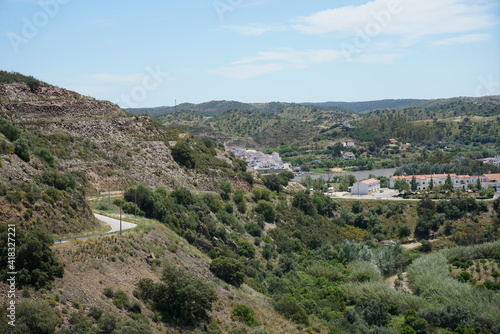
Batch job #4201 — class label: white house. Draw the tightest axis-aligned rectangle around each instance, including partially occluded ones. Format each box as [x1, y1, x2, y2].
[351, 178, 380, 195]
[390, 174, 483, 191]
[482, 156, 500, 168]
[343, 152, 356, 160]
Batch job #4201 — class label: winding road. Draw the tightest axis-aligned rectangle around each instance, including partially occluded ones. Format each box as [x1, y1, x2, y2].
[54, 212, 137, 243]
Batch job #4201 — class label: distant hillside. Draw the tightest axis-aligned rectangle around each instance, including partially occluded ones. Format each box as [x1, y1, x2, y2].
[126, 100, 311, 118]
[302, 99, 425, 113]
[157, 103, 356, 149]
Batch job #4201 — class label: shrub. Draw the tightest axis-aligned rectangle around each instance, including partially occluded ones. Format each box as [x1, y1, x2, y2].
[254, 200, 275, 222]
[363, 300, 390, 326]
[209, 256, 245, 287]
[6, 191, 22, 204]
[245, 222, 262, 237]
[41, 168, 76, 191]
[14, 136, 31, 162]
[171, 140, 196, 169]
[237, 239, 256, 258]
[0, 227, 63, 289]
[136, 264, 217, 325]
[220, 181, 232, 200]
[0, 300, 60, 334]
[35, 147, 56, 167]
[273, 297, 309, 325]
[0, 118, 21, 141]
[232, 304, 258, 326]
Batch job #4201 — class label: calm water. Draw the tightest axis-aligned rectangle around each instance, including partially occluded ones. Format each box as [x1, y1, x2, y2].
[293, 168, 397, 182]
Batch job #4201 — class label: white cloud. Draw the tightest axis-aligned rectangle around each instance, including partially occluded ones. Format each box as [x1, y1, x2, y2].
[355, 53, 404, 64]
[208, 48, 345, 79]
[293, 0, 499, 44]
[223, 24, 287, 36]
[431, 33, 490, 46]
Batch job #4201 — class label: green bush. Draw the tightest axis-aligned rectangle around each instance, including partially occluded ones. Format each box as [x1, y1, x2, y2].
[0, 226, 63, 289]
[237, 239, 256, 258]
[136, 264, 217, 325]
[209, 256, 245, 287]
[171, 140, 196, 169]
[232, 304, 258, 326]
[14, 136, 31, 162]
[245, 222, 262, 237]
[35, 147, 56, 167]
[0, 118, 21, 141]
[41, 168, 76, 191]
[6, 191, 22, 204]
[0, 300, 60, 334]
[273, 297, 309, 325]
[254, 200, 275, 222]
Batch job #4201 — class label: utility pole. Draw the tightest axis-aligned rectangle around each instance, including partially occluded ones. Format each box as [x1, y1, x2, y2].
[119, 207, 122, 236]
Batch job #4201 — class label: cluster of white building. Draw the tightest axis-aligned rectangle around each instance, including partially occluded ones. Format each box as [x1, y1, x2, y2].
[225, 147, 289, 171]
[389, 173, 500, 191]
[481, 156, 500, 168]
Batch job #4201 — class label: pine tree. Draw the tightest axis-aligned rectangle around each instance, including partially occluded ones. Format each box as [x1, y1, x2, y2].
[443, 174, 453, 191]
[410, 176, 418, 193]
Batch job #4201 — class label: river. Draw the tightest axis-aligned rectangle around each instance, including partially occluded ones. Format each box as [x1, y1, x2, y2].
[293, 168, 397, 182]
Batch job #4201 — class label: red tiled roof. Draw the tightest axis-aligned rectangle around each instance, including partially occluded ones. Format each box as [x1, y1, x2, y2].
[484, 174, 500, 181]
[361, 178, 380, 185]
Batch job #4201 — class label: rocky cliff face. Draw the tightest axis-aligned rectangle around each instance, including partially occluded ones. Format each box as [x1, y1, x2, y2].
[0, 82, 126, 121]
[0, 82, 235, 193]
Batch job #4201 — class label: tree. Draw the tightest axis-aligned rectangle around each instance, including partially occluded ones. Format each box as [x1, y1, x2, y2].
[219, 181, 232, 201]
[363, 300, 390, 326]
[428, 177, 434, 191]
[14, 136, 30, 162]
[414, 218, 431, 240]
[171, 140, 195, 169]
[136, 265, 217, 325]
[255, 200, 275, 222]
[394, 179, 410, 195]
[476, 178, 482, 190]
[263, 174, 283, 192]
[237, 239, 255, 258]
[443, 174, 453, 192]
[0, 226, 63, 290]
[410, 176, 418, 193]
[209, 257, 245, 287]
[0, 300, 60, 334]
[292, 191, 316, 216]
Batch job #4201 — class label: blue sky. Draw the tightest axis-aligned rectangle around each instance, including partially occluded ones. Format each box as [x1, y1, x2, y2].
[1, 0, 499, 108]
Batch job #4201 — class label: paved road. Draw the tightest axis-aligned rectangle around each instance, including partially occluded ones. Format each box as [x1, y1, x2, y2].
[93, 213, 137, 233]
[54, 212, 137, 243]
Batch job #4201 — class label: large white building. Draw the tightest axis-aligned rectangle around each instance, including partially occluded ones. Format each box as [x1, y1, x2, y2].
[351, 178, 381, 195]
[390, 173, 500, 191]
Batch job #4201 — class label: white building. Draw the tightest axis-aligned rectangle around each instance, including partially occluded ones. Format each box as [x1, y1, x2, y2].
[351, 178, 380, 195]
[482, 156, 500, 168]
[390, 174, 483, 191]
[225, 147, 287, 171]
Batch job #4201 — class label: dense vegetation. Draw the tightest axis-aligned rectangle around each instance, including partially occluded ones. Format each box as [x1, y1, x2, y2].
[0, 70, 50, 93]
[0, 226, 63, 289]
